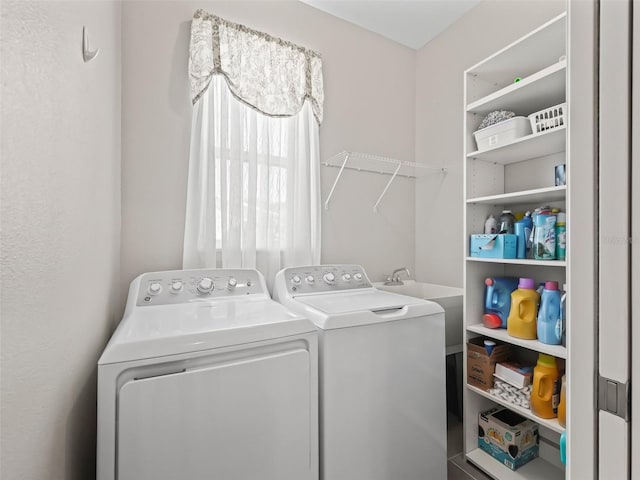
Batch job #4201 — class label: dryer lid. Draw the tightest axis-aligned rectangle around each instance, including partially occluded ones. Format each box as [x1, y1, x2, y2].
[99, 298, 315, 364]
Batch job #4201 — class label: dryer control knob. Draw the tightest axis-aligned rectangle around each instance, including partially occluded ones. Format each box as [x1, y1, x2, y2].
[227, 278, 237, 290]
[342, 273, 352, 282]
[291, 275, 302, 285]
[170, 281, 183, 294]
[197, 277, 214, 294]
[323, 272, 336, 284]
[354, 273, 363, 281]
[148, 282, 162, 295]
[305, 275, 315, 284]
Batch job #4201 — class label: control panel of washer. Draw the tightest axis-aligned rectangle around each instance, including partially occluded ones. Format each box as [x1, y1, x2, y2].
[282, 265, 371, 295]
[136, 269, 265, 306]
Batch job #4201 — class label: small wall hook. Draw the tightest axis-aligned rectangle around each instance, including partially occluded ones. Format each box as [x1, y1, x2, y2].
[82, 26, 100, 63]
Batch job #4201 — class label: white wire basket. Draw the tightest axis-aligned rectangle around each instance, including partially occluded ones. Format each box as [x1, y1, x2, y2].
[528, 102, 566, 134]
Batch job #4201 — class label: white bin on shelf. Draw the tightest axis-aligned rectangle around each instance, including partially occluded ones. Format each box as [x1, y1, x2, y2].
[473, 117, 531, 151]
[529, 102, 566, 134]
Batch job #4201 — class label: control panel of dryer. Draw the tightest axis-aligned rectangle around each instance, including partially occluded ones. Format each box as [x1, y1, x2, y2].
[280, 265, 372, 296]
[135, 269, 265, 306]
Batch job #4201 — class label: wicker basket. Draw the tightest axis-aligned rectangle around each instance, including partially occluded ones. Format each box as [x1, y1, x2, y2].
[528, 103, 566, 134]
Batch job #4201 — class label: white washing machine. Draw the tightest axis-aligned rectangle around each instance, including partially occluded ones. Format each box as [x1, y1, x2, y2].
[274, 264, 447, 480]
[97, 268, 318, 480]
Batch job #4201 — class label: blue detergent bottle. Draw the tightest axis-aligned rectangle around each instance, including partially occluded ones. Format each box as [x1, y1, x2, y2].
[537, 281, 562, 344]
[483, 277, 520, 329]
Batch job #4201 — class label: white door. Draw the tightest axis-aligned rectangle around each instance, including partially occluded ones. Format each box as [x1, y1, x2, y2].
[117, 348, 314, 480]
[599, 0, 632, 478]
[632, 1, 640, 478]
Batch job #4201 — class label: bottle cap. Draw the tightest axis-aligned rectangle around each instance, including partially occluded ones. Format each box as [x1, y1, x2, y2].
[484, 340, 497, 356]
[502, 210, 512, 214]
[482, 313, 502, 329]
[544, 281, 559, 290]
[485, 278, 494, 286]
[518, 277, 536, 289]
[537, 353, 557, 368]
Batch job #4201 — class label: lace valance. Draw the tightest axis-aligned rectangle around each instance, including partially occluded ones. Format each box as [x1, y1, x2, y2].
[189, 9, 324, 124]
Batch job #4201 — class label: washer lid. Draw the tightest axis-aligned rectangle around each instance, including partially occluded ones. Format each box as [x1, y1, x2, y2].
[295, 289, 424, 314]
[292, 289, 444, 330]
[99, 298, 315, 364]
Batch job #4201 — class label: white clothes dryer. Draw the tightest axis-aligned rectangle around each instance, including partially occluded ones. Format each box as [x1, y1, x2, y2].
[97, 268, 318, 480]
[274, 264, 447, 480]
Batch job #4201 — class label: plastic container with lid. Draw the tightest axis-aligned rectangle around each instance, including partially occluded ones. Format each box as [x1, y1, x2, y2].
[531, 354, 560, 419]
[483, 277, 519, 329]
[555, 212, 567, 260]
[557, 374, 566, 427]
[533, 214, 557, 260]
[499, 210, 516, 234]
[484, 215, 498, 234]
[537, 281, 562, 345]
[507, 278, 540, 340]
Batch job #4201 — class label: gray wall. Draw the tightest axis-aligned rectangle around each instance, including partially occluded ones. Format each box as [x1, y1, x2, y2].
[413, 0, 567, 287]
[0, 2, 121, 479]
[120, 0, 417, 301]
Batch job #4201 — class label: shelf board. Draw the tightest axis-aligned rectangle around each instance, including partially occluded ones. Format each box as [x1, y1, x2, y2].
[467, 323, 567, 359]
[467, 186, 566, 206]
[322, 151, 445, 178]
[467, 126, 566, 164]
[467, 61, 566, 115]
[466, 257, 566, 267]
[466, 448, 564, 480]
[467, 384, 565, 434]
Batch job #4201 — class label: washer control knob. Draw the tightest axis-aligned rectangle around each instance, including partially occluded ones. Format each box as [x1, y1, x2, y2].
[342, 273, 352, 282]
[227, 278, 237, 290]
[197, 277, 214, 294]
[323, 272, 336, 284]
[291, 275, 302, 285]
[170, 281, 183, 294]
[305, 275, 315, 284]
[148, 283, 162, 295]
[354, 273, 363, 281]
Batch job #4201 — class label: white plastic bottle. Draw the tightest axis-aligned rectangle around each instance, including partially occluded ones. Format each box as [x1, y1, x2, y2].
[484, 215, 498, 234]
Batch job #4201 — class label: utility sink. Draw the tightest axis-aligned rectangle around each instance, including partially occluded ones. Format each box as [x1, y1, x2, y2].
[373, 280, 464, 352]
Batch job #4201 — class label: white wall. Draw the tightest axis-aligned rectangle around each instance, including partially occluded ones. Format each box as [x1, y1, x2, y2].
[414, 0, 566, 287]
[120, 0, 417, 300]
[0, 2, 121, 479]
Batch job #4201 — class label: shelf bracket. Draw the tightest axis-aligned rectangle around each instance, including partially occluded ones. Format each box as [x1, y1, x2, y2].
[324, 152, 350, 210]
[373, 163, 401, 213]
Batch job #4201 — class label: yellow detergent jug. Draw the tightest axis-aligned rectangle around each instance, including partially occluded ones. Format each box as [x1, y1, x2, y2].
[506, 278, 540, 339]
[531, 354, 560, 419]
[557, 374, 566, 427]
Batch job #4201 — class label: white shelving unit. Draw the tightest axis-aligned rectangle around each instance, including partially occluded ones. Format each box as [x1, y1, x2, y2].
[467, 385, 565, 434]
[467, 186, 566, 207]
[467, 126, 566, 164]
[463, 12, 568, 480]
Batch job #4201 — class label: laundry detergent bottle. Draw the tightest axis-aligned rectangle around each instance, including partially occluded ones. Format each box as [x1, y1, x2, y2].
[482, 277, 519, 328]
[531, 354, 560, 419]
[506, 278, 540, 339]
[537, 281, 562, 345]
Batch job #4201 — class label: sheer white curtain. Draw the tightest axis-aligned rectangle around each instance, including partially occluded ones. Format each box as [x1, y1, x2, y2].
[183, 75, 321, 283]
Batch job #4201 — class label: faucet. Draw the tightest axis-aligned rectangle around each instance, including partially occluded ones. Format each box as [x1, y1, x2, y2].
[384, 267, 410, 286]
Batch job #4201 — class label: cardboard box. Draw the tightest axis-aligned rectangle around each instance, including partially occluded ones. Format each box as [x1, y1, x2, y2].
[470, 234, 517, 259]
[467, 337, 512, 390]
[478, 407, 539, 470]
[494, 361, 534, 389]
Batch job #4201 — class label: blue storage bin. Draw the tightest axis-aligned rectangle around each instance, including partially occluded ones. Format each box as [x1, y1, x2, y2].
[470, 234, 517, 259]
